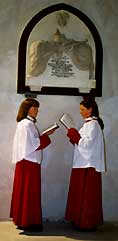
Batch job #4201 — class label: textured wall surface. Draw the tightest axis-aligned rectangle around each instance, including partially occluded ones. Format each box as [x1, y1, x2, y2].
[0, 0, 118, 221]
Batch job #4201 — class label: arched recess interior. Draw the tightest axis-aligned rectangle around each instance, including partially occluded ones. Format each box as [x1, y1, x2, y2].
[17, 3, 103, 96]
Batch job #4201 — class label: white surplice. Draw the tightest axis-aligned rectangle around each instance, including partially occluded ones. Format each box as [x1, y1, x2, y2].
[12, 117, 41, 164]
[73, 117, 105, 172]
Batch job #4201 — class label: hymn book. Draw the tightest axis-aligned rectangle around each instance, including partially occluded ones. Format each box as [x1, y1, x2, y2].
[59, 113, 75, 129]
[42, 122, 59, 135]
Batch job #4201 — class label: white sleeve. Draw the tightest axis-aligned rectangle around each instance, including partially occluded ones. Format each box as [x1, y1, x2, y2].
[78, 121, 99, 150]
[24, 122, 40, 154]
[12, 121, 40, 163]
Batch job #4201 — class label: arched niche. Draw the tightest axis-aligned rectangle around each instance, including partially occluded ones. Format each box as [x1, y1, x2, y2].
[17, 3, 103, 97]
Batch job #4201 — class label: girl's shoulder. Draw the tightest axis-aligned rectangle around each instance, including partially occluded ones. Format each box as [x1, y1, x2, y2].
[18, 118, 33, 127]
[84, 117, 98, 125]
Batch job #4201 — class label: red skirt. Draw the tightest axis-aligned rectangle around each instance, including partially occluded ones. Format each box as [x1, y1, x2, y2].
[65, 167, 103, 229]
[10, 160, 42, 227]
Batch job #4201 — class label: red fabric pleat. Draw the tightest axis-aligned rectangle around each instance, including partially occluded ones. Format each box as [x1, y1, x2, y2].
[10, 160, 42, 227]
[65, 168, 103, 228]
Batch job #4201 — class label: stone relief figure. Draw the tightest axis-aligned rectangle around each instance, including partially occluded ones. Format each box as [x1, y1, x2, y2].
[56, 10, 70, 27]
[28, 29, 94, 79]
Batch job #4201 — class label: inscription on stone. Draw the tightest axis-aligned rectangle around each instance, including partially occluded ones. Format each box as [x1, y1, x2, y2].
[48, 56, 74, 77]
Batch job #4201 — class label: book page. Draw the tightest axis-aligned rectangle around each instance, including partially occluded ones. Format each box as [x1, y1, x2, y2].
[42, 122, 59, 135]
[59, 113, 75, 129]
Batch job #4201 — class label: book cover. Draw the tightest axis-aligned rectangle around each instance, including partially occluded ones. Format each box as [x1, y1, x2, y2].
[42, 122, 59, 135]
[59, 113, 75, 129]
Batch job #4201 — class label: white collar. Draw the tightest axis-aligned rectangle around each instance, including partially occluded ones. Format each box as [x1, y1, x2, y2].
[26, 115, 35, 122]
[85, 116, 98, 122]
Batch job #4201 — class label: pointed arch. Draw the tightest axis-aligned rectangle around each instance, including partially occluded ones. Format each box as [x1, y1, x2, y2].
[17, 3, 103, 96]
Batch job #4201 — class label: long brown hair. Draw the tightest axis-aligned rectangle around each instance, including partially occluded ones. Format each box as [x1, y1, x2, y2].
[16, 98, 40, 122]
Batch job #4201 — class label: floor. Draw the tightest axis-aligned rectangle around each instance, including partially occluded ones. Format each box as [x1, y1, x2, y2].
[0, 221, 118, 241]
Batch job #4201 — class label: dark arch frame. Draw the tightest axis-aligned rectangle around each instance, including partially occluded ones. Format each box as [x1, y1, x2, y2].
[17, 3, 103, 96]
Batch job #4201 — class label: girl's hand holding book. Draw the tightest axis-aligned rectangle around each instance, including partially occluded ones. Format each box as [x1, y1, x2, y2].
[67, 128, 81, 145]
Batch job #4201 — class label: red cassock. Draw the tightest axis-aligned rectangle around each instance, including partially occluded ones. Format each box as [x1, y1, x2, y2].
[65, 125, 104, 229]
[65, 168, 103, 229]
[10, 133, 50, 228]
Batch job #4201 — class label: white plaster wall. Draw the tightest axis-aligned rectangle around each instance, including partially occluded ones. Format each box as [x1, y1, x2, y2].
[0, 0, 118, 221]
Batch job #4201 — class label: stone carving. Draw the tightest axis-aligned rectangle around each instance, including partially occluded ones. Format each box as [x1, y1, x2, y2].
[56, 10, 70, 27]
[28, 29, 94, 79]
[48, 55, 74, 78]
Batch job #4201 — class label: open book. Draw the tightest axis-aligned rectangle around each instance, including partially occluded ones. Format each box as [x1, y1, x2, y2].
[42, 122, 59, 135]
[59, 113, 75, 129]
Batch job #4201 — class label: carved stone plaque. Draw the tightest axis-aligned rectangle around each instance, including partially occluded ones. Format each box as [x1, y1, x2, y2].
[26, 30, 95, 93]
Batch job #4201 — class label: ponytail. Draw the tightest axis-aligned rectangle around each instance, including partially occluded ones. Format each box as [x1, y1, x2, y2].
[97, 117, 104, 130]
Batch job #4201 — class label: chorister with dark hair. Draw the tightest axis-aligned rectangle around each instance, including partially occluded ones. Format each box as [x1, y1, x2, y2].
[10, 98, 56, 232]
[65, 99, 106, 231]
